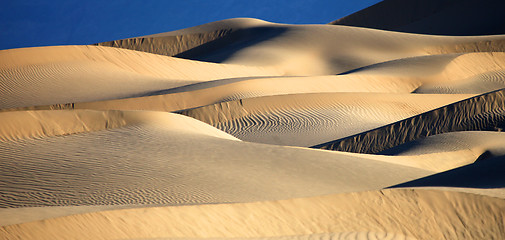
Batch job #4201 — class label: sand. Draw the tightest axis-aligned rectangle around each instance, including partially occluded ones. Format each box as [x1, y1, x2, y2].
[180, 93, 471, 147]
[0, 110, 437, 209]
[2, 6, 505, 240]
[1, 189, 504, 240]
[0, 45, 281, 109]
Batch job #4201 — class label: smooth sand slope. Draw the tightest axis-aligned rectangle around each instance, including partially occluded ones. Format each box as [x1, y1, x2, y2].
[2, 13, 505, 240]
[1, 189, 504, 240]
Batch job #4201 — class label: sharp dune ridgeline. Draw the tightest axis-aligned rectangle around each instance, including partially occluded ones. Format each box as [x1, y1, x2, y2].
[2, 1, 505, 239]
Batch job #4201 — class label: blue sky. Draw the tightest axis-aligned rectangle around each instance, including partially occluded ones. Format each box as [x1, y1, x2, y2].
[0, 0, 381, 50]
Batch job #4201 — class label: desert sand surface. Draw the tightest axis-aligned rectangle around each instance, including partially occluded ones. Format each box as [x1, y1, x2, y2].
[2, 3, 505, 240]
[1, 189, 504, 240]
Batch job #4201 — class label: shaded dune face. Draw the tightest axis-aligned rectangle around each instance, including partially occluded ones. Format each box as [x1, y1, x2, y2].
[2, 13, 505, 240]
[329, 0, 505, 36]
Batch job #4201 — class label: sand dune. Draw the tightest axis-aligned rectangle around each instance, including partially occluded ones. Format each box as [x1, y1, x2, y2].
[0, 110, 438, 209]
[346, 52, 505, 93]
[2, 5, 505, 239]
[381, 131, 505, 156]
[391, 154, 505, 189]
[0, 110, 238, 142]
[46, 52, 505, 115]
[330, 0, 505, 36]
[0, 45, 281, 109]
[2, 121, 494, 226]
[97, 18, 272, 57]
[314, 89, 505, 153]
[97, 18, 505, 76]
[3, 27, 505, 113]
[1, 189, 503, 240]
[181, 93, 470, 146]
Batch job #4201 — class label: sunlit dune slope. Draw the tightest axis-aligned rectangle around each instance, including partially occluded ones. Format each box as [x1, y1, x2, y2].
[1, 189, 503, 240]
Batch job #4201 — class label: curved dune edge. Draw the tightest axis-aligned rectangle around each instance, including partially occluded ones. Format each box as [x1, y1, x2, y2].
[313, 89, 505, 153]
[0, 110, 239, 142]
[1, 189, 503, 239]
[6, 51, 505, 114]
[356, 131, 505, 172]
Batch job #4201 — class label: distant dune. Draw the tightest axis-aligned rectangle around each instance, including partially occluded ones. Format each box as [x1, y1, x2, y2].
[330, 0, 505, 36]
[2, 2, 505, 239]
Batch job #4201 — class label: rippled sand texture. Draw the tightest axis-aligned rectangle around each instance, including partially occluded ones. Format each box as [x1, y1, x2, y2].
[2, 4, 505, 240]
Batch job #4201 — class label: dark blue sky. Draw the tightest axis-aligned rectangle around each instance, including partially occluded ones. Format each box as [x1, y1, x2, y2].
[0, 0, 381, 50]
